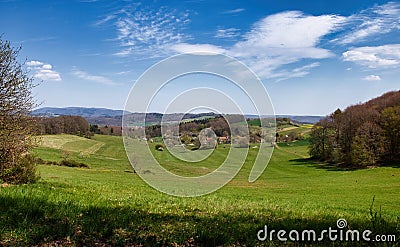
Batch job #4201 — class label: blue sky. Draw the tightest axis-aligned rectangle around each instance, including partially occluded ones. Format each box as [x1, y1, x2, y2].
[1, 0, 399, 115]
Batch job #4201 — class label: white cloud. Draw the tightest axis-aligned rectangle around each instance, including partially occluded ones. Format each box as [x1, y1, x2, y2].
[337, 2, 400, 44]
[170, 11, 344, 80]
[170, 43, 227, 54]
[42, 64, 52, 70]
[363, 75, 381, 81]
[227, 11, 345, 79]
[71, 68, 117, 85]
[35, 69, 62, 81]
[27, 60, 61, 81]
[26, 60, 43, 66]
[111, 6, 190, 57]
[342, 44, 400, 68]
[222, 8, 245, 14]
[374, 1, 400, 15]
[235, 11, 344, 49]
[215, 28, 241, 39]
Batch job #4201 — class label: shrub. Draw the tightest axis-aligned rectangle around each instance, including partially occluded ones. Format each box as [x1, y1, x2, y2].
[35, 156, 90, 168]
[0, 154, 39, 184]
[59, 159, 90, 168]
[155, 143, 165, 151]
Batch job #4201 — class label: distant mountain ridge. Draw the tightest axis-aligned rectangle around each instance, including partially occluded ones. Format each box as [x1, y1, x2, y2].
[32, 107, 323, 125]
[32, 107, 127, 118]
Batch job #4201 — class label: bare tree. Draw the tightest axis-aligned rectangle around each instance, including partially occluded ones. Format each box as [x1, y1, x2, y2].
[0, 37, 38, 184]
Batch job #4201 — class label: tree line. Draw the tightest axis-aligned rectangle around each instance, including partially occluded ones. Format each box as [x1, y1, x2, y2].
[309, 91, 400, 166]
[35, 116, 90, 136]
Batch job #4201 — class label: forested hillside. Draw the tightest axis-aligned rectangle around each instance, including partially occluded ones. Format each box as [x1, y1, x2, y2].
[309, 90, 400, 166]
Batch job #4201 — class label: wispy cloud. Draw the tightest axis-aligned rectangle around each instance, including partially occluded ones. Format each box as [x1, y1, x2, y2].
[105, 6, 190, 57]
[27, 60, 61, 81]
[20, 36, 56, 44]
[94, 14, 117, 26]
[336, 2, 400, 44]
[222, 8, 245, 14]
[342, 44, 400, 68]
[215, 28, 241, 39]
[71, 68, 117, 85]
[363, 75, 381, 81]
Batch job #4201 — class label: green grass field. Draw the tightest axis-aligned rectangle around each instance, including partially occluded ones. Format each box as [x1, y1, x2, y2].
[1, 134, 399, 246]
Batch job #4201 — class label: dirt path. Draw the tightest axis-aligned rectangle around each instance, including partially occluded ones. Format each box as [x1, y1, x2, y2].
[80, 142, 105, 156]
[277, 126, 298, 132]
[274, 143, 308, 159]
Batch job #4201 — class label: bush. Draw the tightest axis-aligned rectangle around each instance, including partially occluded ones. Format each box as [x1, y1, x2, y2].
[0, 154, 39, 184]
[34, 156, 90, 168]
[155, 143, 165, 151]
[59, 159, 90, 168]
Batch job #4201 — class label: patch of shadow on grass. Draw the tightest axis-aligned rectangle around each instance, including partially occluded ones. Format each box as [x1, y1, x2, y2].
[380, 161, 400, 169]
[288, 158, 366, 171]
[291, 158, 400, 171]
[0, 193, 398, 246]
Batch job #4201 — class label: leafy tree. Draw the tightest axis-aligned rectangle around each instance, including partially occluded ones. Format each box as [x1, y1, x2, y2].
[0, 37, 38, 184]
[381, 106, 400, 161]
[309, 118, 335, 160]
[350, 122, 383, 166]
[90, 124, 100, 134]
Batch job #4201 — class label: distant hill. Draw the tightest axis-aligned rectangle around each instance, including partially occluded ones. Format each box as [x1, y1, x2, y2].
[276, 115, 323, 124]
[33, 107, 323, 126]
[32, 107, 127, 118]
[32, 107, 220, 126]
[245, 114, 323, 124]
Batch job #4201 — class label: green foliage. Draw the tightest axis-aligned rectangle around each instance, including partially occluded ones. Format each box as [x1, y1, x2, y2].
[350, 122, 384, 166]
[90, 124, 100, 134]
[381, 106, 400, 161]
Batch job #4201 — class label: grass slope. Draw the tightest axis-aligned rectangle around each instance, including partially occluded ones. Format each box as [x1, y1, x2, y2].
[1, 134, 399, 246]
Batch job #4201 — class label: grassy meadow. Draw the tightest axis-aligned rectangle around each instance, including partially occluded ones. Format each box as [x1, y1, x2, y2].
[0, 133, 399, 246]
